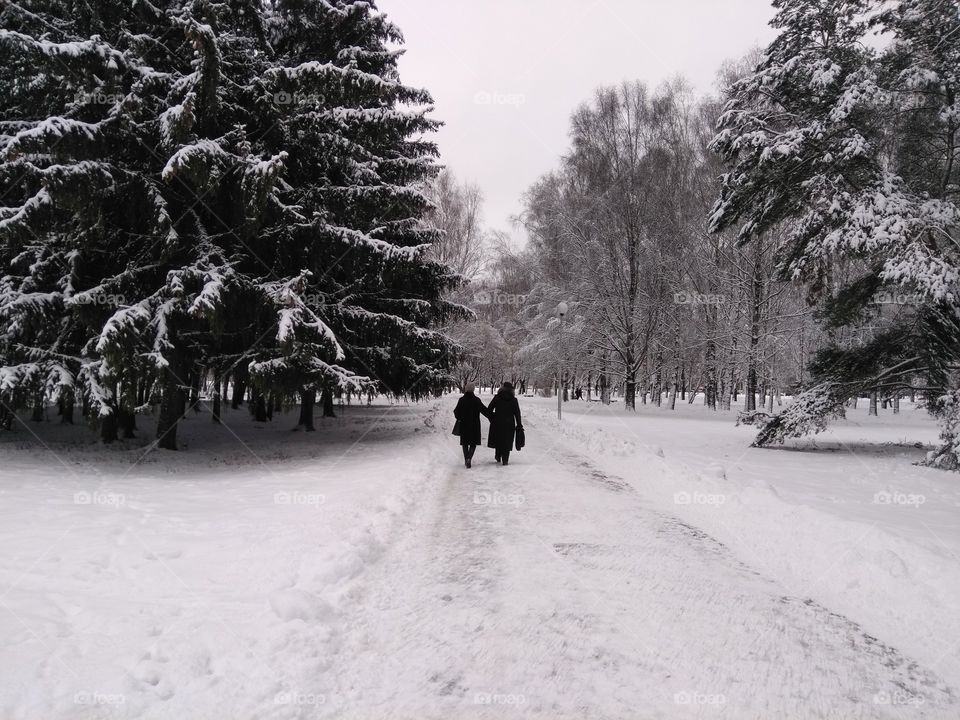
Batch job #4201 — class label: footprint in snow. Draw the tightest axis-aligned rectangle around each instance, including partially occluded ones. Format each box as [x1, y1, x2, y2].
[269, 588, 335, 624]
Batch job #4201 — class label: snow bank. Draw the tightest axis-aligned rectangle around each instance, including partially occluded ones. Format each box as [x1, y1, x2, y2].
[523, 396, 960, 690]
[0, 400, 442, 719]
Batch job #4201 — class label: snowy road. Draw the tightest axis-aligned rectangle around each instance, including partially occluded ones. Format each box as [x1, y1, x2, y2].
[316, 405, 957, 719]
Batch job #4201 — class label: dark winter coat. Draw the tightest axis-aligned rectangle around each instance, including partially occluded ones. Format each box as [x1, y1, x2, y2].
[486, 388, 522, 451]
[454, 392, 491, 446]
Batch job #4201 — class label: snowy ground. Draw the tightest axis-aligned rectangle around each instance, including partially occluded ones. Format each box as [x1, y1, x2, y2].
[0, 395, 958, 718]
[522, 394, 960, 697]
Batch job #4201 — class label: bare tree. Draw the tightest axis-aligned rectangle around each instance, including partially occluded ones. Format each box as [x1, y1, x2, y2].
[424, 169, 487, 280]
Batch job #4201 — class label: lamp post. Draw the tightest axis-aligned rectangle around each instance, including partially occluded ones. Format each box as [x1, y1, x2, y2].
[557, 301, 568, 420]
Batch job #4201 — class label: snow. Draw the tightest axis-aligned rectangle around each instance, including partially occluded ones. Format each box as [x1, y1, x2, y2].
[519, 394, 960, 697]
[0, 29, 124, 67]
[265, 60, 402, 93]
[3, 117, 102, 155]
[160, 140, 229, 182]
[1, 395, 959, 718]
[0, 401, 438, 719]
[0, 188, 52, 231]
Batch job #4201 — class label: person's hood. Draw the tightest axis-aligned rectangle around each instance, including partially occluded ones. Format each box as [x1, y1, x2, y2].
[497, 387, 515, 398]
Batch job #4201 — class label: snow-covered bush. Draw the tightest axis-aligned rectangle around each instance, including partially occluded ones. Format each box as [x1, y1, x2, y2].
[753, 383, 847, 447]
[924, 387, 960, 470]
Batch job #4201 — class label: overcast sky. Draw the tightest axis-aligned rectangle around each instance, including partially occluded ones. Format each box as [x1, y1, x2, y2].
[376, 0, 778, 242]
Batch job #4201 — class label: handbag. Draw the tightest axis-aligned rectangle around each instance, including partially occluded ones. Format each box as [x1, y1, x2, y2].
[452, 419, 461, 436]
[515, 425, 525, 451]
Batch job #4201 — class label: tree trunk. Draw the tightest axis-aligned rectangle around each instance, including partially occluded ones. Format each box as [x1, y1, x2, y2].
[137, 372, 148, 406]
[298, 389, 316, 430]
[31, 387, 44, 422]
[188, 368, 201, 414]
[745, 237, 764, 413]
[119, 408, 136, 438]
[231, 368, 247, 409]
[120, 378, 136, 438]
[869, 391, 878, 416]
[624, 374, 637, 411]
[156, 345, 185, 450]
[600, 354, 610, 405]
[101, 382, 118, 442]
[60, 392, 74, 424]
[654, 348, 663, 407]
[744, 365, 757, 412]
[705, 339, 718, 410]
[100, 410, 118, 444]
[322, 386, 336, 417]
[893, 393, 900, 414]
[212, 373, 222, 423]
[252, 390, 268, 422]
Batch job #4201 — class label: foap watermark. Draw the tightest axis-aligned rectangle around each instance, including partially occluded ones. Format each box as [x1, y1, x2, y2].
[275, 691, 326, 706]
[873, 490, 925, 508]
[674, 491, 725, 507]
[474, 692, 527, 706]
[871, 291, 922, 306]
[674, 691, 726, 706]
[673, 291, 726, 306]
[473, 90, 526, 107]
[74, 490, 125, 508]
[69, 292, 126, 307]
[74, 691, 126, 706]
[74, 90, 126, 106]
[873, 690, 925, 707]
[473, 290, 527, 306]
[272, 91, 325, 106]
[473, 490, 525, 507]
[274, 491, 326, 508]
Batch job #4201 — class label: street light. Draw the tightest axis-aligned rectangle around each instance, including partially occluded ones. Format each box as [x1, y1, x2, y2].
[557, 301, 568, 420]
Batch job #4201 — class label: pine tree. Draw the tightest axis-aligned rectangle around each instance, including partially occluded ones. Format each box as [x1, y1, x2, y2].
[710, 0, 960, 461]
[243, 0, 465, 410]
[0, 0, 462, 448]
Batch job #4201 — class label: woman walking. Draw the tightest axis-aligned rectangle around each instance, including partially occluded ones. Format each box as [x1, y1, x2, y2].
[487, 382, 522, 465]
[454, 382, 491, 468]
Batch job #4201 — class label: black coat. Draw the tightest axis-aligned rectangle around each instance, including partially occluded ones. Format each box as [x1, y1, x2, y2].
[486, 389, 522, 450]
[454, 392, 490, 446]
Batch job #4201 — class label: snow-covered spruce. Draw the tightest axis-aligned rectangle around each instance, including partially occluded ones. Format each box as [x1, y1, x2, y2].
[0, 1, 463, 447]
[711, 0, 960, 463]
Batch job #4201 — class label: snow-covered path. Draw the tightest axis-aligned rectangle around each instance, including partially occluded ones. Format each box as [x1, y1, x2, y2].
[2, 398, 957, 719]
[319, 407, 957, 719]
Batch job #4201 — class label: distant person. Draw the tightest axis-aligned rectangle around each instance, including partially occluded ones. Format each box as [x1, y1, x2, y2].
[487, 382, 523, 465]
[454, 382, 490, 468]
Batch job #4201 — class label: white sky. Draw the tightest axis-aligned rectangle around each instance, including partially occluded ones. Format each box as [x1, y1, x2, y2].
[377, 0, 778, 240]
